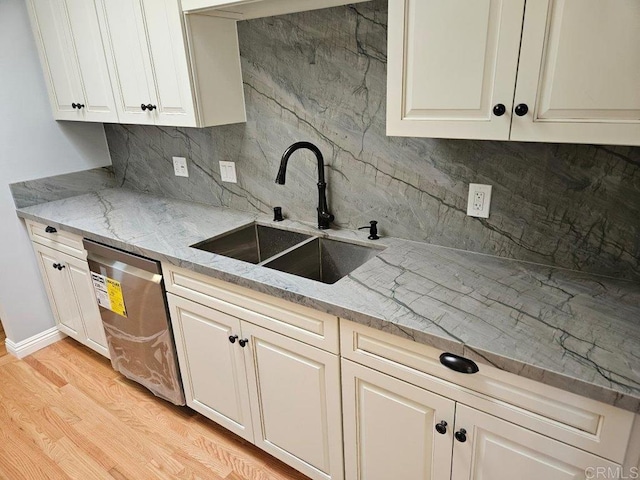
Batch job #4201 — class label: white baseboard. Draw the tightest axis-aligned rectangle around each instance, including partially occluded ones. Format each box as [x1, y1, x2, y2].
[5, 327, 66, 359]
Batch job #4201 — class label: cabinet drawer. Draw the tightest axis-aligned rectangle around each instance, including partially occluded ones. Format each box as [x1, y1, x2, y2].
[163, 263, 339, 353]
[26, 219, 86, 259]
[341, 320, 634, 463]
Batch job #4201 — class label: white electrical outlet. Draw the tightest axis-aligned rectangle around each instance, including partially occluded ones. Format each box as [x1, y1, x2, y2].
[219, 161, 237, 183]
[173, 156, 189, 177]
[467, 184, 492, 218]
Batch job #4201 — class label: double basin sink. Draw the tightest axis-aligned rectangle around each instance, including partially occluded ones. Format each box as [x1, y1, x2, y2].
[191, 223, 384, 284]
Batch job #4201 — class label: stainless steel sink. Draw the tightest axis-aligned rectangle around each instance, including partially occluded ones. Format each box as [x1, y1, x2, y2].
[191, 223, 384, 284]
[263, 237, 382, 284]
[191, 224, 311, 264]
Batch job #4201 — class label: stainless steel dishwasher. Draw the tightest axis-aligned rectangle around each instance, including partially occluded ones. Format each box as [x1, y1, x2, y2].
[83, 239, 185, 405]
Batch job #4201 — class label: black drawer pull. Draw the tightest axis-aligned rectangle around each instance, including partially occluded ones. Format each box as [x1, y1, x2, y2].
[439, 353, 479, 374]
[45, 226, 57, 233]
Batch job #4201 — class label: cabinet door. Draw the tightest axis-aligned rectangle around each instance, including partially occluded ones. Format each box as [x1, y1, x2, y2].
[243, 322, 343, 480]
[167, 294, 254, 442]
[387, 0, 525, 140]
[66, 254, 109, 357]
[26, 0, 84, 121]
[65, 0, 118, 122]
[342, 359, 455, 480]
[98, 0, 157, 124]
[26, 0, 117, 122]
[451, 404, 620, 480]
[512, 0, 640, 145]
[141, 0, 198, 127]
[32, 243, 84, 340]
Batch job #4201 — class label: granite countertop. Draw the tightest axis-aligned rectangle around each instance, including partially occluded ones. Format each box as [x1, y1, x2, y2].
[17, 188, 640, 413]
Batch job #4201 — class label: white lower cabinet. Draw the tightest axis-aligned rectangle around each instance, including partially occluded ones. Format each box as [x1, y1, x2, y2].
[167, 294, 254, 441]
[167, 291, 343, 480]
[342, 359, 455, 480]
[451, 404, 618, 480]
[31, 240, 109, 357]
[343, 359, 620, 480]
[243, 321, 343, 480]
[164, 265, 638, 480]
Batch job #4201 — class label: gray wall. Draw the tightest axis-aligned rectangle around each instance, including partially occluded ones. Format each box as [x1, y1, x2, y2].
[105, 1, 640, 280]
[0, 0, 112, 343]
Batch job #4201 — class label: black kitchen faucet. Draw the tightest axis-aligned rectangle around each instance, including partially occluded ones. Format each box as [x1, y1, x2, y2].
[275, 141, 335, 229]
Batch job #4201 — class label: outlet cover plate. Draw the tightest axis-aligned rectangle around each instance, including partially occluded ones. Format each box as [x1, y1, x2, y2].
[467, 184, 492, 218]
[219, 161, 237, 183]
[173, 156, 189, 177]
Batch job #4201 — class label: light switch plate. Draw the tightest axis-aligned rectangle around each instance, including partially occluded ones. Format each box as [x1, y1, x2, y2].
[173, 156, 189, 177]
[219, 161, 237, 183]
[467, 183, 492, 218]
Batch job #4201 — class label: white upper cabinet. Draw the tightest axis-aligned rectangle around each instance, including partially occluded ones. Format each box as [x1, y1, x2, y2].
[181, 0, 369, 19]
[142, 0, 199, 126]
[511, 0, 640, 145]
[388, 0, 640, 145]
[98, 0, 203, 126]
[387, 0, 525, 140]
[27, 0, 246, 127]
[98, 0, 246, 127]
[98, 0, 157, 125]
[26, 0, 118, 122]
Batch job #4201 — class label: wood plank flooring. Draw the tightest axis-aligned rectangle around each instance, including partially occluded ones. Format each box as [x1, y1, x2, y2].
[0, 338, 310, 480]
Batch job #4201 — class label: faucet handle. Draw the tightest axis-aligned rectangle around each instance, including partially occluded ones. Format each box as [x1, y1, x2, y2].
[359, 221, 379, 240]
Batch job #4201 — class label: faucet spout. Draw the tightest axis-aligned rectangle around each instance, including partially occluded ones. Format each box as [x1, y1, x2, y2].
[275, 142, 334, 229]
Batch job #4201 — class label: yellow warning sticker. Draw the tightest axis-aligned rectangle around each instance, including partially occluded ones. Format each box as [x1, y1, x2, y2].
[91, 272, 127, 318]
[106, 277, 127, 318]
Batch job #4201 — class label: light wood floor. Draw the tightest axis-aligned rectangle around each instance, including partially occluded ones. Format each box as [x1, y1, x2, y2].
[0, 338, 310, 480]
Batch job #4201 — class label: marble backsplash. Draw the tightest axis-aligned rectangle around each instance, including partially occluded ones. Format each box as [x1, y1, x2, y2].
[104, 0, 640, 280]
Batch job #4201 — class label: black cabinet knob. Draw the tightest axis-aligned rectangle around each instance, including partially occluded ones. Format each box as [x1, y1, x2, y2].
[229, 335, 238, 344]
[141, 104, 147, 111]
[45, 226, 57, 233]
[455, 429, 467, 443]
[52, 262, 59, 269]
[492, 104, 506, 116]
[238, 338, 248, 348]
[72, 103, 78, 109]
[514, 103, 529, 116]
[141, 104, 157, 111]
[435, 421, 448, 435]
